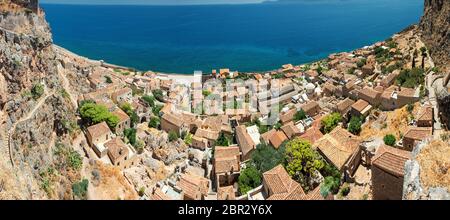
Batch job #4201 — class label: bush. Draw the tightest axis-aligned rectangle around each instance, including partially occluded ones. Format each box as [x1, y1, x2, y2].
[294, 109, 307, 122]
[216, 132, 230, 146]
[105, 75, 113, 84]
[396, 68, 425, 88]
[321, 113, 342, 134]
[124, 128, 137, 146]
[68, 149, 83, 170]
[142, 95, 155, 107]
[152, 89, 164, 102]
[138, 187, 146, 197]
[348, 116, 362, 135]
[152, 104, 164, 117]
[72, 179, 89, 200]
[120, 103, 139, 127]
[184, 133, 193, 145]
[238, 164, 262, 195]
[148, 116, 160, 129]
[383, 134, 396, 146]
[407, 104, 414, 113]
[340, 183, 351, 197]
[168, 131, 178, 142]
[320, 176, 340, 198]
[31, 83, 44, 99]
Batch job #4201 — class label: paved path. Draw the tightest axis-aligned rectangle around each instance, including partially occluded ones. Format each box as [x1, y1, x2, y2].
[56, 63, 79, 109]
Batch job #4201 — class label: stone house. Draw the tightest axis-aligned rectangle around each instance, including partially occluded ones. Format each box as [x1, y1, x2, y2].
[112, 108, 131, 135]
[358, 87, 382, 107]
[300, 101, 321, 117]
[416, 105, 433, 127]
[335, 98, 355, 119]
[160, 112, 188, 137]
[86, 122, 112, 158]
[235, 125, 256, 161]
[213, 146, 241, 188]
[350, 99, 372, 118]
[402, 127, 433, 151]
[105, 137, 129, 167]
[371, 145, 411, 200]
[269, 131, 288, 150]
[111, 87, 133, 104]
[177, 173, 210, 200]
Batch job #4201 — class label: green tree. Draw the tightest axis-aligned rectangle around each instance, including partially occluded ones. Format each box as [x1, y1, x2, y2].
[284, 138, 325, 189]
[31, 83, 44, 100]
[152, 89, 164, 102]
[383, 134, 396, 146]
[202, 90, 212, 97]
[320, 176, 340, 198]
[152, 104, 164, 117]
[216, 132, 230, 146]
[184, 133, 193, 145]
[120, 103, 139, 127]
[321, 113, 342, 134]
[168, 131, 178, 142]
[251, 142, 285, 173]
[294, 109, 307, 122]
[148, 116, 160, 128]
[347, 116, 362, 135]
[238, 164, 262, 195]
[72, 179, 89, 200]
[79, 102, 119, 129]
[124, 128, 137, 146]
[142, 95, 155, 107]
[105, 75, 113, 84]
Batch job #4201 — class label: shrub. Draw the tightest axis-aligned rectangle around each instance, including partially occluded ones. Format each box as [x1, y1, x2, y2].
[184, 133, 193, 145]
[72, 179, 89, 200]
[105, 75, 113, 84]
[120, 103, 139, 127]
[348, 116, 362, 135]
[340, 183, 351, 197]
[396, 68, 425, 88]
[142, 95, 155, 107]
[238, 164, 262, 195]
[68, 149, 83, 170]
[294, 109, 307, 122]
[320, 176, 340, 197]
[152, 104, 164, 117]
[124, 128, 137, 146]
[168, 131, 178, 142]
[138, 187, 146, 197]
[383, 134, 396, 146]
[152, 89, 164, 102]
[31, 83, 44, 99]
[216, 132, 230, 146]
[321, 113, 342, 134]
[148, 116, 160, 129]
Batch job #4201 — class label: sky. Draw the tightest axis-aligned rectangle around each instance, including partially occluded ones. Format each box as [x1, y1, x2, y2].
[40, 0, 266, 5]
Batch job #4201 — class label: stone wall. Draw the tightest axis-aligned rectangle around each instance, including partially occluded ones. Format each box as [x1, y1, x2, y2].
[372, 166, 404, 200]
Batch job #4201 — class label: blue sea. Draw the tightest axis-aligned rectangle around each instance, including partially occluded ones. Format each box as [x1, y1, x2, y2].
[42, 0, 423, 74]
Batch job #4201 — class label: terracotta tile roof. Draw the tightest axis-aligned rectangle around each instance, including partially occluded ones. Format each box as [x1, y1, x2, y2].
[398, 87, 417, 98]
[214, 146, 241, 174]
[87, 122, 111, 139]
[306, 185, 325, 200]
[359, 87, 381, 99]
[314, 127, 361, 170]
[301, 101, 320, 114]
[177, 173, 209, 200]
[151, 188, 171, 200]
[195, 128, 219, 141]
[217, 186, 236, 200]
[112, 108, 130, 123]
[336, 98, 355, 113]
[381, 85, 397, 99]
[235, 125, 256, 157]
[372, 145, 411, 177]
[280, 108, 297, 124]
[104, 137, 129, 162]
[404, 127, 433, 141]
[261, 129, 276, 144]
[269, 131, 288, 149]
[300, 127, 324, 145]
[281, 122, 301, 139]
[162, 112, 184, 127]
[263, 165, 307, 200]
[417, 105, 433, 122]
[352, 99, 370, 113]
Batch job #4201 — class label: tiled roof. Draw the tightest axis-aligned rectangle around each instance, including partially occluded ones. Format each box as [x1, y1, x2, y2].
[372, 145, 411, 177]
[235, 125, 256, 157]
[151, 188, 171, 200]
[301, 101, 319, 114]
[214, 146, 241, 174]
[280, 109, 297, 124]
[87, 122, 111, 139]
[105, 137, 129, 161]
[359, 87, 381, 99]
[162, 112, 184, 127]
[336, 98, 355, 113]
[195, 128, 219, 141]
[404, 127, 433, 140]
[217, 186, 236, 200]
[112, 108, 130, 123]
[352, 99, 370, 113]
[300, 127, 324, 145]
[269, 131, 288, 149]
[177, 173, 209, 200]
[417, 105, 433, 122]
[398, 87, 417, 98]
[281, 122, 301, 139]
[314, 127, 361, 170]
[263, 165, 307, 200]
[261, 129, 276, 144]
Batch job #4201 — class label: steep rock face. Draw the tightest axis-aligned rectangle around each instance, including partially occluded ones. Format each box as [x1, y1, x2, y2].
[0, 3, 80, 199]
[419, 0, 450, 70]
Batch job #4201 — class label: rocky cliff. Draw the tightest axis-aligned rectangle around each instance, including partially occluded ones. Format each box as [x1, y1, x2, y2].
[419, 0, 450, 71]
[0, 2, 81, 199]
